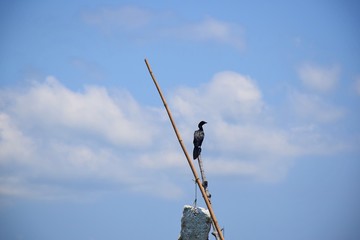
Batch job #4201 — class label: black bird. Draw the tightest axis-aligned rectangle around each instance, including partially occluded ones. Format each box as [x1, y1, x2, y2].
[193, 121, 207, 160]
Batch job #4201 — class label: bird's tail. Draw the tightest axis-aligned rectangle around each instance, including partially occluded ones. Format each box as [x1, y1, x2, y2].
[193, 147, 201, 160]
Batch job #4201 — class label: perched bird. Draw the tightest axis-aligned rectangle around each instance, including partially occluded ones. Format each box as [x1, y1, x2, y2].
[193, 121, 207, 160]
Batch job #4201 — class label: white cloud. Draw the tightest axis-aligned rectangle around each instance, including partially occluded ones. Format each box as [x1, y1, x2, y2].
[83, 6, 245, 50]
[0, 77, 184, 200]
[0, 73, 348, 200]
[289, 91, 344, 123]
[288, 124, 348, 155]
[170, 71, 303, 181]
[0, 113, 34, 164]
[82, 6, 153, 31]
[298, 63, 340, 92]
[171, 71, 263, 124]
[167, 17, 245, 50]
[11, 76, 154, 147]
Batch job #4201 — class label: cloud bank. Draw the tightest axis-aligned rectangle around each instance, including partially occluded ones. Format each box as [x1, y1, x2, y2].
[298, 63, 340, 92]
[82, 6, 245, 50]
[0, 71, 349, 200]
[83, 6, 153, 31]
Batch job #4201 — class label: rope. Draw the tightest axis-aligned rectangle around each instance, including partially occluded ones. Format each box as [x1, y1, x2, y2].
[193, 178, 198, 208]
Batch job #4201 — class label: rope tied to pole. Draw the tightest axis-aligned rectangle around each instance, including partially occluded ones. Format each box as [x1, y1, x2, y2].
[193, 178, 198, 209]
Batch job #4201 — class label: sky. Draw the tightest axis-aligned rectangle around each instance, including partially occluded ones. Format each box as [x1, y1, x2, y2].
[0, 0, 360, 239]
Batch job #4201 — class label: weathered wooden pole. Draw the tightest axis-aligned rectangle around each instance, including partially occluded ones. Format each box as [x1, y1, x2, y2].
[144, 58, 225, 240]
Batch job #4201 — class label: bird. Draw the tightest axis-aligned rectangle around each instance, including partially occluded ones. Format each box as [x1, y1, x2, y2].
[193, 121, 207, 160]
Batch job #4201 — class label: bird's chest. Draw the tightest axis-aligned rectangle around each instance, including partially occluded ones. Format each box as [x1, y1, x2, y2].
[194, 130, 204, 141]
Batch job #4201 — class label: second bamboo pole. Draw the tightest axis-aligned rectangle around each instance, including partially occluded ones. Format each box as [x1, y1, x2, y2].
[144, 58, 224, 240]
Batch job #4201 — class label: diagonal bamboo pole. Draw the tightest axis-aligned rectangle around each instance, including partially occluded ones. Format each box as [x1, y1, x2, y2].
[144, 58, 224, 240]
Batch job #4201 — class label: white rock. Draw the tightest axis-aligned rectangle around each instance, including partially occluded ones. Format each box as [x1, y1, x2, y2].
[178, 205, 212, 240]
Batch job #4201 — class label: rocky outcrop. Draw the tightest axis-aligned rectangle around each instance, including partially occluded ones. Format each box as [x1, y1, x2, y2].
[178, 205, 212, 240]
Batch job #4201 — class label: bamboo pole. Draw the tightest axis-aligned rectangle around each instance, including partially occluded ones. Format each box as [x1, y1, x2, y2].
[144, 58, 224, 240]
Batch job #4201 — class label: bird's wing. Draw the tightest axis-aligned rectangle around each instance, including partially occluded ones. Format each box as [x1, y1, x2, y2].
[193, 130, 204, 147]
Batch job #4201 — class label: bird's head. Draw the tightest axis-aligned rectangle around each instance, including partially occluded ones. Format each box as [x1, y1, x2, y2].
[198, 121, 207, 128]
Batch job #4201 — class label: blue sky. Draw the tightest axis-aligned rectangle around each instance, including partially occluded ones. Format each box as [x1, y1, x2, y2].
[1, 0, 360, 239]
